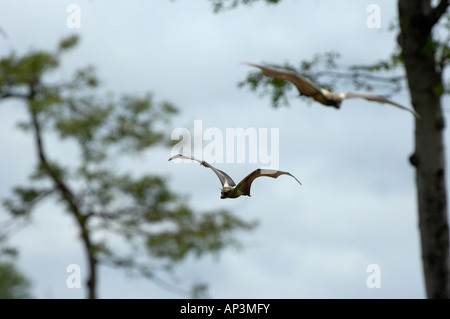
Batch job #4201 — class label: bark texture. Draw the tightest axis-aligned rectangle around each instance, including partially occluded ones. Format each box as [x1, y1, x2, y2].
[398, 0, 449, 299]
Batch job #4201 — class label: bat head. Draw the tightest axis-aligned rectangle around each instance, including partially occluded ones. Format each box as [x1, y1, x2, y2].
[326, 97, 341, 109]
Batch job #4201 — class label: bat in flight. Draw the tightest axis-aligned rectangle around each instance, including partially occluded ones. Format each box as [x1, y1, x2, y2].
[245, 62, 420, 119]
[168, 154, 301, 199]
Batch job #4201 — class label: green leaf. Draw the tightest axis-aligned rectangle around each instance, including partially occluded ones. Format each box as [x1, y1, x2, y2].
[58, 34, 80, 52]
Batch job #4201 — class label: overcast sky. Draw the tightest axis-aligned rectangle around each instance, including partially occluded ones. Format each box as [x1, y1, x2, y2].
[1, 0, 447, 299]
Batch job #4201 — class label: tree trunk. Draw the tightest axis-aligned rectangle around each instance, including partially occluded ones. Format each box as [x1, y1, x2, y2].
[398, 0, 450, 298]
[29, 89, 98, 299]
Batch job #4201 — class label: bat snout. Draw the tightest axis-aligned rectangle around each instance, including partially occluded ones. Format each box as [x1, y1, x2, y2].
[326, 99, 341, 109]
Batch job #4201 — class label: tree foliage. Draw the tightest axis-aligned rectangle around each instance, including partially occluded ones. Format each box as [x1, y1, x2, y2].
[0, 226, 32, 299]
[0, 35, 256, 298]
[0, 261, 32, 299]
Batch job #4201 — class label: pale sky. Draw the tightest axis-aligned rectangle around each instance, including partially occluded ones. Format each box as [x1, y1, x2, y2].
[1, 0, 445, 298]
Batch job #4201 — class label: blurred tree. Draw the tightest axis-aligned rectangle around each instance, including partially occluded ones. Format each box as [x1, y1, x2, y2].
[0, 261, 32, 299]
[0, 35, 256, 299]
[209, 0, 450, 298]
[0, 186, 32, 299]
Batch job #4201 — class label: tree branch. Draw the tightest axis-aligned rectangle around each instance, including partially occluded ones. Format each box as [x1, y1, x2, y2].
[313, 70, 405, 83]
[0, 92, 29, 100]
[430, 0, 449, 26]
[28, 82, 98, 299]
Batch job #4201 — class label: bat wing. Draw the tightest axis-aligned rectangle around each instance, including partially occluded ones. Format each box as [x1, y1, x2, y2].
[234, 168, 301, 197]
[245, 62, 331, 104]
[168, 154, 236, 187]
[339, 91, 420, 119]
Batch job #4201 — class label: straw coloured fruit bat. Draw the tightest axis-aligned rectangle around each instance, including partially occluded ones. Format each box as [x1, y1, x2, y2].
[245, 62, 420, 119]
[168, 154, 301, 199]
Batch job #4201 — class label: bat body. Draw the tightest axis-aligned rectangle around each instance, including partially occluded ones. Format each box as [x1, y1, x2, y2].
[168, 154, 301, 199]
[246, 62, 420, 119]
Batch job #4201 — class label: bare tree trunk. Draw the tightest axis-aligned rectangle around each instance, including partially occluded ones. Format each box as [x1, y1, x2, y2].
[398, 0, 450, 298]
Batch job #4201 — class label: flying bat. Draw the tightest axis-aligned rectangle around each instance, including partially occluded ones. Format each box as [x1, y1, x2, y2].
[245, 62, 420, 119]
[168, 154, 301, 199]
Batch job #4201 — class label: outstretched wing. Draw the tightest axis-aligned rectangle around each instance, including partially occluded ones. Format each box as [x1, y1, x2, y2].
[339, 91, 420, 119]
[245, 62, 332, 105]
[234, 168, 301, 197]
[168, 154, 236, 187]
